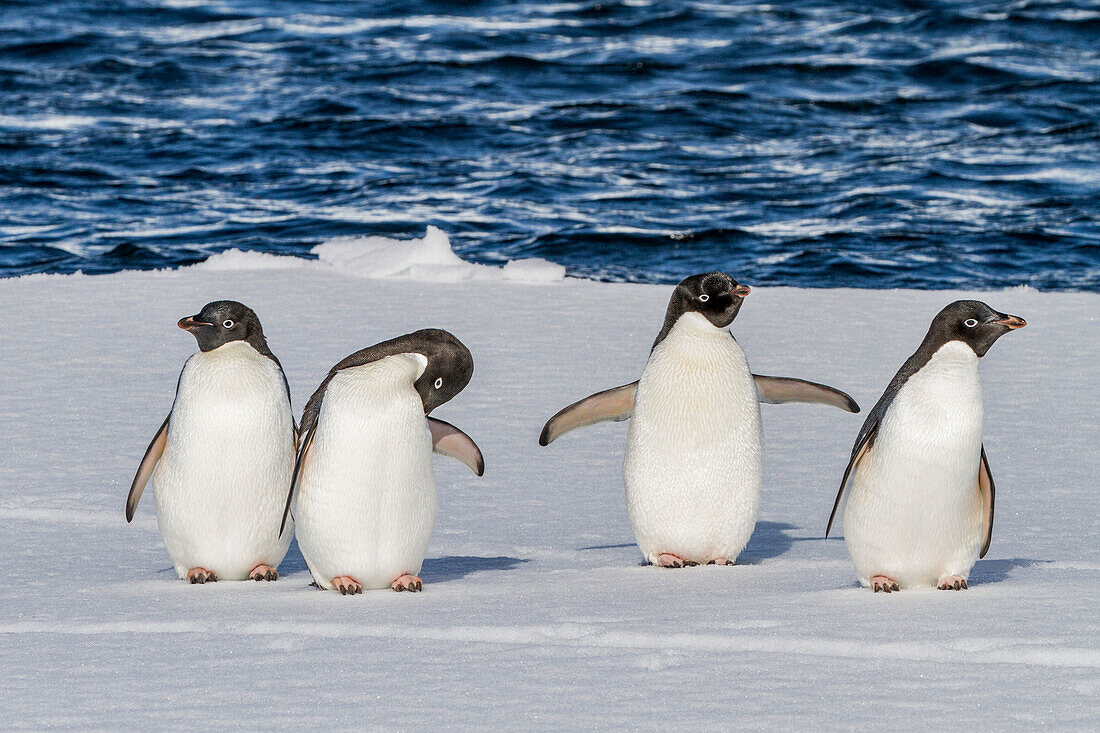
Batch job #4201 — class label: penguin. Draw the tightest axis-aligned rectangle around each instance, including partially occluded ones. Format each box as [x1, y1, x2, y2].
[126, 301, 296, 583]
[825, 300, 1026, 592]
[283, 329, 483, 595]
[540, 272, 860, 567]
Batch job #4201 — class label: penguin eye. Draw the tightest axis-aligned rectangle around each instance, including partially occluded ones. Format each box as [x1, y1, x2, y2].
[222, 319, 235, 329]
[434, 377, 443, 389]
[698, 294, 710, 303]
[964, 318, 978, 328]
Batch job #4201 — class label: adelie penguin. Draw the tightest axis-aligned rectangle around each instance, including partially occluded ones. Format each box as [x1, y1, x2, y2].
[826, 300, 1026, 592]
[540, 272, 860, 568]
[283, 329, 483, 594]
[127, 301, 296, 583]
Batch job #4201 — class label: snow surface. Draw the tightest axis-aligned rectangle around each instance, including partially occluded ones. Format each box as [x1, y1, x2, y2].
[1, 255, 1097, 729]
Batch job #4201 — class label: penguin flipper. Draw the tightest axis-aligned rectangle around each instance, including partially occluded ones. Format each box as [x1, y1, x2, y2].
[281, 424, 316, 536]
[538, 381, 638, 446]
[428, 417, 484, 476]
[126, 415, 169, 523]
[753, 375, 860, 413]
[826, 421, 877, 538]
[978, 445, 995, 559]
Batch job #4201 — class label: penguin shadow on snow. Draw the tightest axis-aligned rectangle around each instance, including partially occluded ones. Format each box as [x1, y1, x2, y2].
[736, 521, 800, 564]
[968, 558, 1052, 585]
[826, 556, 1052, 590]
[577, 521, 800, 566]
[278, 541, 528, 584]
[421, 555, 530, 583]
[279, 538, 310, 576]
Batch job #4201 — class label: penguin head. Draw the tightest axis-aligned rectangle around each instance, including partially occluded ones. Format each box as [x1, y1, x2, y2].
[670, 271, 752, 329]
[929, 300, 1026, 357]
[178, 300, 266, 353]
[411, 329, 474, 414]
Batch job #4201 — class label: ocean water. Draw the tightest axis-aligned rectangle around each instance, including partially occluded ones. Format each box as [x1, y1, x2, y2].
[1, 0, 1097, 289]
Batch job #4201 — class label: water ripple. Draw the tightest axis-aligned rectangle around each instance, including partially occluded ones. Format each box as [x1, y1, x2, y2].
[0, 0, 1097, 289]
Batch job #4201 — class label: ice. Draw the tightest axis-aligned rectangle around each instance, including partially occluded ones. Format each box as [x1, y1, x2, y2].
[195, 249, 317, 271]
[197, 227, 566, 282]
[312, 225, 566, 283]
[0, 266, 1096, 728]
[502, 257, 567, 282]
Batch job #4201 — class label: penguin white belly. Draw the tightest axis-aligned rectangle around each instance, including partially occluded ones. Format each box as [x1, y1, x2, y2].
[293, 355, 436, 590]
[843, 342, 985, 588]
[623, 313, 763, 564]
[153, 342, 295, 580]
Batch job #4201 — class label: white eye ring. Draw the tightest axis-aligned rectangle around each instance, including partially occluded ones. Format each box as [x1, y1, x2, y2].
[434, 377, 443, 389]
[964, 318, 978, 328]
[223, 319, 235, 329]
[698, 294, 710, 302]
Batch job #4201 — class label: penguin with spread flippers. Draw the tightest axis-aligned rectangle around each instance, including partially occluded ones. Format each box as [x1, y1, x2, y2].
[284, 329, 483, 594]
[826, 300, 1025, 592]
[127, 301, 296, 583]
[540, 272, 860, 568]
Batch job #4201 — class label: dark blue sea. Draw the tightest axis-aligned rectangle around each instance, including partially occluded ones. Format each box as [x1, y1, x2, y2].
[1, 0, 1098, 288]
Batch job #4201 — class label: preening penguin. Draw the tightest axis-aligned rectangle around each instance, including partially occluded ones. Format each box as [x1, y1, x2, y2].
[540, 272, 860, 568]
[826, 300, 1026, 592]
[126, 301, 297, 583]
[284, 329, 483, 594]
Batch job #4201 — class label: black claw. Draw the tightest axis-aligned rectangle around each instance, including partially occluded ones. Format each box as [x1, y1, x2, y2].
[394, 584, 404, 592]
[190, 577, 198, 584]
[874, 585, 881, 593]
[685, 561, 699, 567]
[961, 580, 968, 589]
[339, 586, 347, 595]
[954, 580, 961, 590]
[891, 583, 899, 592]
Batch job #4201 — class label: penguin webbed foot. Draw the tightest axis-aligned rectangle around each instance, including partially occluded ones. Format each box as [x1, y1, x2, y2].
[332, 576, 363, 595]
[654, 553, 731, 568]
[654, 553, 687, 568]
[870, 575, 900, 593]
[249, 564, 279, 582]
[391, 574, 423, 592]
[186, 567, 218, 584]
[937, 575, 968, 591]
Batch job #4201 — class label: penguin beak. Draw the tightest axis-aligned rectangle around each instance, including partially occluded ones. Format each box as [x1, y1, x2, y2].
[177, 316, 213, 330]
[731, 285, 751, 298]
[993, 314, 1027, 330]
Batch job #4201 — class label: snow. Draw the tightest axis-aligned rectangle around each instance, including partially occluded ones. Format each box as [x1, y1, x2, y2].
[0, 260, 1097, 728]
